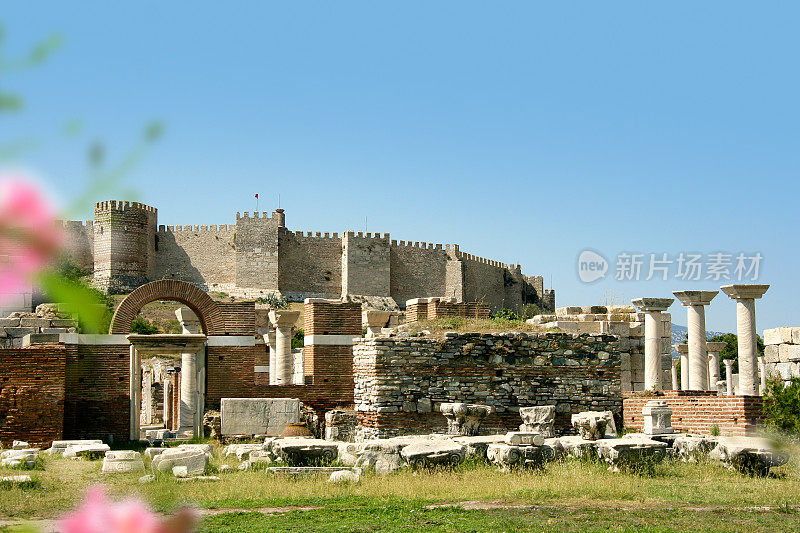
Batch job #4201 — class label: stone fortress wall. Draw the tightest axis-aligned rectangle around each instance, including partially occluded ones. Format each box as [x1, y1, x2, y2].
[62, 201, 554, 311]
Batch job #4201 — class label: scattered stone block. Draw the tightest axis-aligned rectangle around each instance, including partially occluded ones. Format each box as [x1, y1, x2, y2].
[709, 436, 789, 476]
[597, 436, 668, 471]
[221, 398, 301, 436]
[451, 435, 506, 461]
[172, 465, 189, 478]
[151, 448, 209, 476]
[439, 403, 494, 436]
[272, 438, 338, 465]
[487, 443, 553, 470]
[63, 443, 110, 459]
[138, 475, 156, 484]
[102, 450, 145, 474]
[571, 411, 615, 440]
[558, 436, 600, 459]
[518, 405, 555, 437]
[504, 432, 544, 446]
[144, 447, 166, 460]
[672, 434, 718, 462]
[11, 441, 29, 450]
[47, 440, 104, 457]
[328, 470, 360, 483]
[0, 475, 34, 488]
[0, 449, 38, 469]
[400, 440, 465, 468]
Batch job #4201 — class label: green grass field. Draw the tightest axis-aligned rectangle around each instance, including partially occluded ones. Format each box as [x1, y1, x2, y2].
[1, 446, 799, 532]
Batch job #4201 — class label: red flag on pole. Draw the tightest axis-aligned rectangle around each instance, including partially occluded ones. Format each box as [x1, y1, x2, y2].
[255, 193, 258, 199]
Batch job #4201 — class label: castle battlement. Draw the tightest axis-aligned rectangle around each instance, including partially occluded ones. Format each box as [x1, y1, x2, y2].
[158, 224, 234, 233]
[286, 229, 341, 240]
[343, 231, 391, 241]
[57, 219, 93, 229]
[455, 251, 509, 269]
[94, 200, 157, 213]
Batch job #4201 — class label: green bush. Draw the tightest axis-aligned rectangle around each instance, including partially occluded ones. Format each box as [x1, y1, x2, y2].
[256, 293, 289, 309]
[493, 308, 520, 321]
[763, 377, 800, 435]
[130, 316, 160, 335]
[292, 328, 304, 350]
[519, 304, 544, 320]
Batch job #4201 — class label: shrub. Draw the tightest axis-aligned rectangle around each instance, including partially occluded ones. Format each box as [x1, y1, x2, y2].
[256, 293, 289, 309]
[493, 308, 520, 321]
[763, 377, 800, 435]
[519, 304, 544, 320]
[291, 328, 304, 350]
[131, 316, 160, 335]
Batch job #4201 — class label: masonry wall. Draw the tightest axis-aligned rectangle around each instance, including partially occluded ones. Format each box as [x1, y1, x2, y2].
[234, 212, 280, 290]
[278, 230, 342, 299]
[93, 201, 157, 293]
[461, 258, 508, 311]
[63, 344, 130, 442]
[0, 346, 66, 447]
[623, 391, 764, 436]
[389, 242, 450, 304]
[353, 332, 622, 440]
[61, 220, 94, 272]
[341, 233, 390, 297]
[763, 327, 800, 383]
[154, 225, 236, 288]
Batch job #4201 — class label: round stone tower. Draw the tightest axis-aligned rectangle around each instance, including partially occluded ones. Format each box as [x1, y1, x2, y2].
[93, 200, 157, 293]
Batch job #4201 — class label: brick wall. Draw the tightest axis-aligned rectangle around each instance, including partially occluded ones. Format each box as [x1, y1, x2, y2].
[0, 346, 66, 447]
[217, 301, 256, 336]
[623, 391, 764, 436]
[353, 332, 622, 439]
[63, 344, 130, 442]
[405, 299, 490, 323]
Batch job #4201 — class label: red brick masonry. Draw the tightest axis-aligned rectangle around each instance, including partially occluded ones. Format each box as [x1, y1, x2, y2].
[623, 390, 763, 436]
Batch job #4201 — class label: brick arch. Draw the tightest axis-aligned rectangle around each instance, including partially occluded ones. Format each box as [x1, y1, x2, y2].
[109, 280, 224, 335]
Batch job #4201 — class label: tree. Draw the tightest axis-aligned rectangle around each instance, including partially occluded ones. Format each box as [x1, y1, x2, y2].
[707, 333, 764, 376]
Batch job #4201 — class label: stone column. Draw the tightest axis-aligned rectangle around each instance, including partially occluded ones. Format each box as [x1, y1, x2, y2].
[673, 344, 689, 390]
[721, 284, 769, 396]
[176, 307, 201, 431]
[363, 310, 391, 338]
[706, 341, 725, 390]
[671, 359, 679, 390]
[673, 291, 718, 390]
[633, 298, 674, 392]
[758, 356, 767, 394]
[724, 359, 735, 396]
[269, 310, 301, 385]
[267, 317, 277, 385]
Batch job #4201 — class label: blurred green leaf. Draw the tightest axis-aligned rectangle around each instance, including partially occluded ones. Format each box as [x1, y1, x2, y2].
[38, 272, 112, 334]
[0, 92, 23, 112]
[88, 141, 105, 168]
[0, 138, 40, 160]
[61, 118, 83, 138]
[144, 120, 164, 142]
[28, 33, 63, 65]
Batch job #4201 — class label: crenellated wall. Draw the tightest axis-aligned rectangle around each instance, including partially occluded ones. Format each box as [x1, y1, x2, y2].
[154, 224, 236, 288]
[278, 229, 342, 300]
[93, 201, 157, 293]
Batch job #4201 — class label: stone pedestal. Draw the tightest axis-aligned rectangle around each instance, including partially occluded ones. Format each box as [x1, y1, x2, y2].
[632, 298, 674, 391]
[439, 403, 494, 436]
[269, 310, 301, 385]
[721, 284, 769, 396]
[706, 341, 725, 390]
[724, 359, 735, 396]
[363, 310, 390, 338]
[674, 343, 689, 390]
[673, 291, 718, 390]
[642, 400, 674, 435]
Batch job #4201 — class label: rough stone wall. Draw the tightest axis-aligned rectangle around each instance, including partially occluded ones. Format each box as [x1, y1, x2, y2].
[154, 225, 235, 288]
[278, 230, 342, 299]
[234, 211, 281, 291]
[93, 201, 157, 293]
[623, 391, 763, 436]
[461, 256, 507, 310]
[60, 220, 94, 272]
[63, 343, 130, 442]
[389, 241, 450, 304]
[763, 327, 800, 383]
[444, 260, 465, 301]
[353, 332, 622, 439]
[341, 232, 390, 297]
[0, 346, 66, 447]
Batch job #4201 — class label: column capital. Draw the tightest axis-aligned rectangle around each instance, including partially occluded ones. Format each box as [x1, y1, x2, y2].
[632, 297, 674, 312]
[673, 343, 688, 355]
[672, 290, 718, 306]
[671, 358, 680, 368]
[268, 309, 301, 327]
[723, 359, 735, 367]
[720, 284, 769, 300]
[706, 341, 727, 352]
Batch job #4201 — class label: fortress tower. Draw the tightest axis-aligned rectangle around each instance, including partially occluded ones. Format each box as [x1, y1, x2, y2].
[93, 201, 157, 293]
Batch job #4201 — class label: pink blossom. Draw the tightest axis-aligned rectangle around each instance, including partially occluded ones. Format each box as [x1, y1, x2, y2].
[0, 172, 62, 300]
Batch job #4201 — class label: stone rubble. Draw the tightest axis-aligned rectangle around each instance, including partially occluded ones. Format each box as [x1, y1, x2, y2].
[709, 436, 789, 476]
[101, 450, 145, 474]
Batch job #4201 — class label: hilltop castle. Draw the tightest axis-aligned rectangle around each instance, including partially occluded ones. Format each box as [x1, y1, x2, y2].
[62, 200, 554, 311]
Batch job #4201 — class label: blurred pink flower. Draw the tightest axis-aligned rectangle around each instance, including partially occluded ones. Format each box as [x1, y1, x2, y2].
[0, 172, 62, 301]
[58, 486, 197, 533]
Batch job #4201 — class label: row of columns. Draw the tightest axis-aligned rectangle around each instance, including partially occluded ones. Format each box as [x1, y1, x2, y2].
[634, 284, 769, 395]
[671, 341, 725, 390]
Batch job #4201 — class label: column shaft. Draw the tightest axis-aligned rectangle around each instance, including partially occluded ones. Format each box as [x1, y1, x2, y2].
[644, 311, 661, 391]
[736, 299, 758, 395]
[180, 352, 196, 430]
[275, 326, 293, 385]
[687, 305, 709, 390]
[725, 361, 734, 396]
[708, 353, 721, 389]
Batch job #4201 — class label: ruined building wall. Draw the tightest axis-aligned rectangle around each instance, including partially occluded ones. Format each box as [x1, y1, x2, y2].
[93, 201, 157, 293]
[278, 230, 342, 299]
[353, 332, 622, 440]
[461, 255, 508, 309]
[153, 225, 236, 289]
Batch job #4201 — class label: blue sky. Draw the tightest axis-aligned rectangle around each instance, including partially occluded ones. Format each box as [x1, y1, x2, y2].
[3, 2, 798, 332]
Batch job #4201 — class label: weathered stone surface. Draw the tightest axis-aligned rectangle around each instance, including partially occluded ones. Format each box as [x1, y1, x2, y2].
[642, 400, 674, 435]
[101, 450, 145, 474]
[400, 440, 465, 467]
[11, 440, 29, 450]
[354, 440, 404, 474]
[519, 405, 555, 437]
[504, 432, 544, 446]
[558, 435, 599, 459]
[439, 403, 494, 436]
[46, 440, 103, 457]
[272, 438, 338, 465]
[0, 448, 38, 469]
[144, 447, 166, 460]
[672, 434, 718, 462]
[223, 443, 266, 461]
[486, 443, 554, 470]
[329, 470, 360, 483]
[138, 475, 156, 484]
[597, 436, 668, 470]
[220, 398, 301, 436]
[709, 436, 789, 475]
[452, 434, 506, 460]
[63, 443, 110, 459]
[151, 448, 209, 475]
[571, 411, 615, 440]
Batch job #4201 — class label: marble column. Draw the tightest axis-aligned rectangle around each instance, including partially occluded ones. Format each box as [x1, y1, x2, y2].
[268, 310, 301, 385]
[674, 343, 689, 390]
[267, 318, 277, 385]
[363, 310, 391, 338]
[671, 359, 679, 390]
[706, 341, 726, 390]
[720, 284, 769, 396]
[633, 298, 674, 392]
[758, 356, 767, 394]
[176, 307, 201, 431]
[724, 359, 735, 396]
[673, 291, 718, 390]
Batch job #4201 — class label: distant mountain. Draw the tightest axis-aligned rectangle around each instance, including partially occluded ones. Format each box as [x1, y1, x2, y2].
[670, 324, 729, 357]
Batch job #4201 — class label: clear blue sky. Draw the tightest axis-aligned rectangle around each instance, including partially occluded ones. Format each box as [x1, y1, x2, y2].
[3, 2, 798, 332]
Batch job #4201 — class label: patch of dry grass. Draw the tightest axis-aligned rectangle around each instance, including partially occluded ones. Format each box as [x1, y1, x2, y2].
[404, 318, 552, 338]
